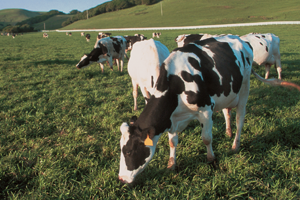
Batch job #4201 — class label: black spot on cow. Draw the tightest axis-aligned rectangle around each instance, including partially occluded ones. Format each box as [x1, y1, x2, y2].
[151, 76, 154, 88]
[245, 42, 253, 51]
[266, 46, 269, 52]
[156, 63, 169, 92]
[188, 57, 201, 71]
[240, 51, 246, 68]
[181, 70, 194, 82]
[184, 74, 212, 108]
[110, 38, 122, 54]
[259, 42, 263, 46]
[255, 36, 260, 39]
[182, 34, 204, 46]
[246, 57, 251, 66]
[262, 35, 266, 38]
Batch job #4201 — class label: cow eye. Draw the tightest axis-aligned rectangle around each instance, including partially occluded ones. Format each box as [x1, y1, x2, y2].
[125, 151, 131, 156]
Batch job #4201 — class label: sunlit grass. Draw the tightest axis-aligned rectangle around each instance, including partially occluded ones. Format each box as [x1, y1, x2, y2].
[1, 25, 300, 199]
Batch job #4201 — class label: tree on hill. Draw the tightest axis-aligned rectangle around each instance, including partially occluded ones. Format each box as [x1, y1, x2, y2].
[69, 10, 81, 15]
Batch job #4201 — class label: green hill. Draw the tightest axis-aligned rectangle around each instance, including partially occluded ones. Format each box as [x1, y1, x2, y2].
[32, 15, 74, 30]
[61, 0, 300, 30]
[0, 9, 44, 29]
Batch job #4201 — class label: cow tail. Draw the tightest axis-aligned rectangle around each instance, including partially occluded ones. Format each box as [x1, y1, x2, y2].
[251, 69, 300, 91]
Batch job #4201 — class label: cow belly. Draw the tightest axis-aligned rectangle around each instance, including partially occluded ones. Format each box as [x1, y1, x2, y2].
[212, 93, 240, 111]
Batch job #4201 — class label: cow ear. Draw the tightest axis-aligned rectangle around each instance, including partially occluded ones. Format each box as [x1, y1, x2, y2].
[120, 122, 129, 135]
[144, 127, 155, 146]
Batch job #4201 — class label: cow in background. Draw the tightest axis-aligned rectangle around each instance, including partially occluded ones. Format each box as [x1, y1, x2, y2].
[128, 39, 170, 110]
[152, 32, 161, 38]
[124, 34, 147, 52]
[76, 36, 127, 73]
[43, 33, 48, 38]
[81, 32, 85, 36]
[240, 33, 282, 79]
[86, 34, 91, 42]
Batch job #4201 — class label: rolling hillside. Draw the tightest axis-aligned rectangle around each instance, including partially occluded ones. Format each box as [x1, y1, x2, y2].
[62, 0, 300, 30]
[32, 15, 74, 30]
[0, 9, 44, 29]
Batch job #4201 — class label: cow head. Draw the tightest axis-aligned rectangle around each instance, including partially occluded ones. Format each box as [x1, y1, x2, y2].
[118, 116, 160, 184]
[76, 44, 108, 69]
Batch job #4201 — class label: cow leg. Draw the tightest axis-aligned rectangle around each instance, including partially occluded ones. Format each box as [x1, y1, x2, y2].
[140, 86, 151, 105]
[265, 64, 271, 79]
[108, 58, 113, 71]
[276, 66, 282, 80]
[116, 59, 120, 71]
[198, 109, 215, 163]
[222, 108, 232, 138]
[167, 132, 178, 170]
[232, 80, 250, 152]
[275, 58, 282, 80]
[99, 63, 104, 73]
[132, 80, 139, 111]
[119, 57, 124, 72]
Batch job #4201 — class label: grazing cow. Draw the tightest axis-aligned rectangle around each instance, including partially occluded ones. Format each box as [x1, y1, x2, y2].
[118, 34, 300, 184]
[175, 33, 225, 47]
[43, 33, 48, 38]
[86, 34, 91, 42]
[68, 32, 72, 36]
[76, 36, 127, 73]
[81, 32, 85, 36]
[124, 34, 147, 52]
[152, 32, 161, 38]
[128, 39, 170, 110]
[240, 33, 282, 79]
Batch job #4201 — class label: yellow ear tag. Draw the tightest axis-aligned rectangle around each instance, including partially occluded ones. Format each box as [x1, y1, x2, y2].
[144, 134, 153, 146]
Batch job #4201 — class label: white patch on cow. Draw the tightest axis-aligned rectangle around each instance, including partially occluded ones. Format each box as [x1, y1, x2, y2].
[128, 39, 170, 109]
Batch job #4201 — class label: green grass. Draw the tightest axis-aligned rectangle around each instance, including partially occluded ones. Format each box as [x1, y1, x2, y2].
[1, 25, 300, 199]
[62, 0, 300, 30]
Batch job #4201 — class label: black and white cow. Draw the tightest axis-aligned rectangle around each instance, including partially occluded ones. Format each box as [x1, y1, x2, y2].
[128, 39, 170, 110]
[85, 34, 91, 42]
[76, 36, 127, 73]
[240, 33, 282, 79]
[118, 35, 292, 184]
[152, 32, 161, 38]
[124, 34, 147, 52]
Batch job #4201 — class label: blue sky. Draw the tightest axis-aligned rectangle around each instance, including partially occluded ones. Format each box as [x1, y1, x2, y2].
[0, 0, 110, 14]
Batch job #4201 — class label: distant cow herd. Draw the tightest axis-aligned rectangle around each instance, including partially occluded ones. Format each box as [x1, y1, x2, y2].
[9, 30, 298, 185]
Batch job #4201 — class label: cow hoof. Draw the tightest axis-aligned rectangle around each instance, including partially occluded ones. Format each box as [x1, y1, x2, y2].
[208, 159, 218, 170]
[167, 157, 175, 170]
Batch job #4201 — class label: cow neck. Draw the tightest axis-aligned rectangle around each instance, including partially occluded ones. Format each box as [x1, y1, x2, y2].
[134, 63, 181, 136]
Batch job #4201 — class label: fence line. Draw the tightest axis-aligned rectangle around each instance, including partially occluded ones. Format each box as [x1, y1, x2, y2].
[47, 21, 300, 33]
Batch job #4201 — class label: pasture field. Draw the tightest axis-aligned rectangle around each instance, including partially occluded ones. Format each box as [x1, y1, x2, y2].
[1, 25, 300, 199]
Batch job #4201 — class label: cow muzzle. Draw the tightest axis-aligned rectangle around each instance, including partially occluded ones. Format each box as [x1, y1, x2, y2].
[118, 175, 134, 185]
